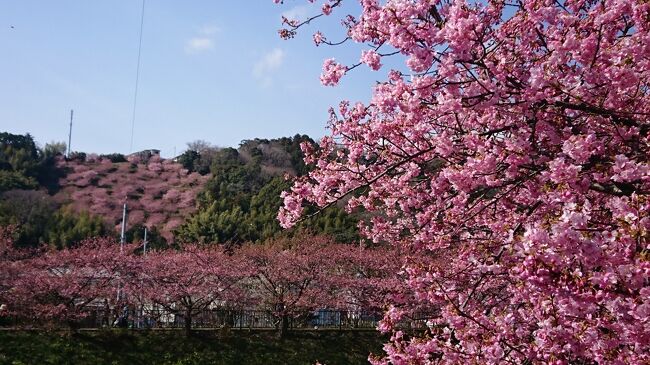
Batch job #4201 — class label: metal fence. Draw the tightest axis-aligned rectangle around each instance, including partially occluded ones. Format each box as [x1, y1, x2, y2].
[73, 308, 435, 331]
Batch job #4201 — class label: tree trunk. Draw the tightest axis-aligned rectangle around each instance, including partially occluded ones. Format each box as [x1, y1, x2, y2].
[185, 309, 192, 337]
[278, 314, 289, 338]
[66, 319, 80, 335]
[227, 310, 235, 327]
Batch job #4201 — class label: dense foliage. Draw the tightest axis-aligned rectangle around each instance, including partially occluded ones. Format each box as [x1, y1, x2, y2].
[0, 132, 64, 193]
[276, 0, 649, 363]
[0, 191, 107, 248]
[176, 135, 358, 244]
[44, 207, 108, 249]
[0, 330, 387, 365]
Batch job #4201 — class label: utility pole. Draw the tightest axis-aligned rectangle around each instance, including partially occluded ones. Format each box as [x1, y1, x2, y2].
[117, 202, 127, 306]
[67, 109, 73, 159]
[120, 203, 127, 253]
[143, 227, 148, 255]
[139, 226, 147, 329]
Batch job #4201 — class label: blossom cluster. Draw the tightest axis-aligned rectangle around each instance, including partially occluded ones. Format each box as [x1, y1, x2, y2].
[320, 58, 347, 86]
[276, 0, 650, 363]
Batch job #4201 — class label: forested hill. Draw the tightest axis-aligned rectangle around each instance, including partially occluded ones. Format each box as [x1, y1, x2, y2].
[0, 132, 357, 248]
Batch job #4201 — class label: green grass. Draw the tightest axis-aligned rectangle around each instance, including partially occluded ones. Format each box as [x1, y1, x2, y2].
[0, 329, 387, 365]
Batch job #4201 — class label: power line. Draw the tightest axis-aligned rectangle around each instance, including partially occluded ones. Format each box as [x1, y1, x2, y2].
[129, 0, 146, 153]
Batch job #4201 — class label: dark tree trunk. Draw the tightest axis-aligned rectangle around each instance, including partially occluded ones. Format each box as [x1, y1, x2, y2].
[185, 309, 192, 337]
[66, 319, 80, 334]
[278, 314, 289, 338]
[226, 310, 235, 327]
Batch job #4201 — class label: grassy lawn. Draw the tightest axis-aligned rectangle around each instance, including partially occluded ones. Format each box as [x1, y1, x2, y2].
[0, 329, 387, 365]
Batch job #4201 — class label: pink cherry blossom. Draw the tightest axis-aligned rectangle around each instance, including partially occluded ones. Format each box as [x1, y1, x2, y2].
[360, 50, 381, 71]
[275, 0, 650, 363]
[320, 58, 347, 86]
[321, 3, 332, 16]
[313, 31, 324, 46]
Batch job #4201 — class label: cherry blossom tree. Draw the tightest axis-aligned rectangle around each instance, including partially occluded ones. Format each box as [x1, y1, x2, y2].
[239, 235, 345, 337]
[0, 226, 25, 317]
[130, 245, 244, 336]
[276, 0, 649, 363]
[329, 245, 403, 313]
[7, 238, 128, 330]
[3, 230, 400, 335]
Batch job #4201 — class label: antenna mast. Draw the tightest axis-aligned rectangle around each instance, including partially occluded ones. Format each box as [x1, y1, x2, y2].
[67, 109, 73, 158]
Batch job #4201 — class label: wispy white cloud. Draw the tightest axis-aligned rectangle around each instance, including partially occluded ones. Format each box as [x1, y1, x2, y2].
[185, 37, 214, 53]
[252, 48, 285, 87]
[253, 48, 285, 77]
[282, 5, 310, 21]
[185, 24, 220, 54]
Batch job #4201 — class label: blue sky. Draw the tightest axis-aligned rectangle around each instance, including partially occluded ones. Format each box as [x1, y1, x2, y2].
[0, 1, 389, 157]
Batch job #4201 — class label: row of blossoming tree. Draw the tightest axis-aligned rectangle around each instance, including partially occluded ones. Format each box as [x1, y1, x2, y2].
[274, 0, 649, 363]
[0, 228, 402, 338]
